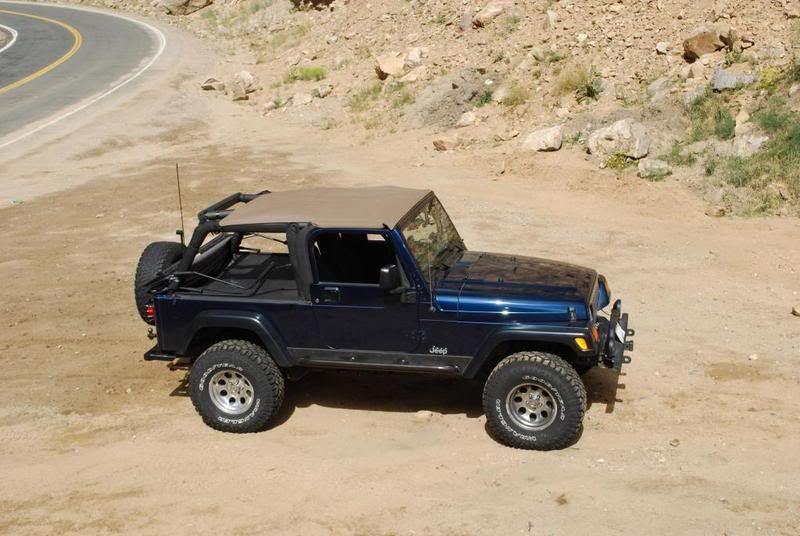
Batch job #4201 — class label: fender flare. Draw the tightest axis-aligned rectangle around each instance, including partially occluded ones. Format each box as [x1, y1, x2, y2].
[464, 327, 590, 378]
[182, 310, 293, 367]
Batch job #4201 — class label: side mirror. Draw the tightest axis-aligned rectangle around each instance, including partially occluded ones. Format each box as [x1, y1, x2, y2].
[379, 264, 401, 290]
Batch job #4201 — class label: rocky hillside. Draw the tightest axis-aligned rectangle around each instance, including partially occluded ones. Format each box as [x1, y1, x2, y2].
[75, 0, 800, 215]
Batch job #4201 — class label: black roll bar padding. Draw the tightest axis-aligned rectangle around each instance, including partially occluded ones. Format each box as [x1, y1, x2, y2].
[176, 221, 222, 274]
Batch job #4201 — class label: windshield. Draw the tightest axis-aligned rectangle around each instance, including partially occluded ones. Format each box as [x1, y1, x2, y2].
[400, 196, 464, 278]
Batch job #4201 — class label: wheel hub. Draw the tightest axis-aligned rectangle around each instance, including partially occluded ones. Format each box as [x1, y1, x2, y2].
[208, 369, 255, 415]
[505, 382, 558, 431]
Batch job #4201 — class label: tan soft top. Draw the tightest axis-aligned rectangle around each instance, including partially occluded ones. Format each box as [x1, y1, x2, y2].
[220, 186, 432, 230]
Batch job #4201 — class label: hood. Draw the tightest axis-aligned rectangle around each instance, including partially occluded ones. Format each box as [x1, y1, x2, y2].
[435, 252, 597, 323]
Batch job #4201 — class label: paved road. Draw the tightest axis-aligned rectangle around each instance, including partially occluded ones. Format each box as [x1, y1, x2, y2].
[0, 1, 163, 146]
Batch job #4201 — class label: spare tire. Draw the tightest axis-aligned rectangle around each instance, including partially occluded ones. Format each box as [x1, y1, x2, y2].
[134, 241, 184, 324]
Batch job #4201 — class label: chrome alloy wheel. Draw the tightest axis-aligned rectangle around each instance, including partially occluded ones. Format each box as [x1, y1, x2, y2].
[209, 369, 255, 415]
[505, 382, 558, 431]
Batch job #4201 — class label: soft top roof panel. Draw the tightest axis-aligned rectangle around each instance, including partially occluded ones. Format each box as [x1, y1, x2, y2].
[220, 186, 432, 230]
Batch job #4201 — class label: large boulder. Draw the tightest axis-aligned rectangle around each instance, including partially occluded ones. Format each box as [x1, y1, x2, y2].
[733, 133, 769, 157]
[473, 0, 514, 28]
[587, 119, 650, 160]
[683, 31, 725, 61]
[712, 68, 756, 91]
[522, 125, 564, 152]
[375, 52, 405, 79]
[160, 0, 212, 16]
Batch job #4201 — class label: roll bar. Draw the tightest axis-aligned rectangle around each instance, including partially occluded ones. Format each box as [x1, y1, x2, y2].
[197, 190, 270, 223]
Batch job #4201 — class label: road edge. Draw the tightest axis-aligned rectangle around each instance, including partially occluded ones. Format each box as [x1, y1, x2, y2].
[0, 22, 18, 54]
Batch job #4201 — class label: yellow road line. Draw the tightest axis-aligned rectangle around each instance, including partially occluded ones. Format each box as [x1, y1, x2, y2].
[0, 9, 82, 95]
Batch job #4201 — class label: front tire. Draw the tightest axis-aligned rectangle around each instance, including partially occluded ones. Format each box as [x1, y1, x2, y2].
[189, 340, 284, 433]
[482, 352, 586, 450]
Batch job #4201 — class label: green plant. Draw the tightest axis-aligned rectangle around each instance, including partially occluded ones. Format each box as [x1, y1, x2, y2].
[432, 14, 447, 24]
[753, 101, 792, 132]
[388, 82, 415, 108]
[576, 77, 604, 103]
[787, 62, 800, 82]
[284, 65, 327, 83]
[724, 49, 742, 67]
[660, 143, 697, 167]
[689, 90, 736, 141]
[347, 81, 383, 112]
[758, 67, 783, 93]
[704, 154, 718, 176]
[477, 89, 494, 106]
[543, 50, 565, 63]
[555, 64, 602, 102]
[606, 153, 632, 170]
[319, 117, 337, 130]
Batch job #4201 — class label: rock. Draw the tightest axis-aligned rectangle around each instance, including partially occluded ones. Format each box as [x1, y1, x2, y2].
[433, 138, 458, 151]
[669, 438, 681, 447]
[792, 306, 800, 317]
[400, 66, 426, 83]
[405, 47, 422, 68]
[587, 119, 650, 160]
[647, 78, 672, 101]
[637, 159, 672, 179]
[522, 125, 564, 152]
[455, 111, 477, 128]
[230, 84, 248, 101]
[473, 0, 514, 28]
[292, 92, 313, 106]
[656, 41, 670, 55]
[460, 12, 473, 32]
[576, 33, 589, 47]
[735, 110, 752, 136]
[683, 31, 726, 62]
[712, 68, 756, 91]
[790, 83, 800, 97]
[233, 70, 257, 93]
[705, 206, 726, 217]
[414, 410, 434, 422]
[160, 0, 211, 15]
[375, 52, 405, 79]
[312, 84, 333, 98]
[543, 9, 558, 31]
[748, 353, 759, 361]
[200, 77, 225, 91]
[733, 133, 768, 157]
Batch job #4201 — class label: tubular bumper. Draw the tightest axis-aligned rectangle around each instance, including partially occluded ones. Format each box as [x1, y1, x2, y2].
[602, 299, 634, 370]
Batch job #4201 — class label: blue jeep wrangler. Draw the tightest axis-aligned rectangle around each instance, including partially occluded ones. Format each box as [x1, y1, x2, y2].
[134, 187, 633, 450]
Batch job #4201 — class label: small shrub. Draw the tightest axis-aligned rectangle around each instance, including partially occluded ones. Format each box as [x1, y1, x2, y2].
[758, 67, 783, 93]
[661, 143, 697, 167]
[787, 62, 800, 83]
[724, 49, 742, 67]
[319, 117, 337, 130]
[576, 78, 604, 103]
[753, 103, 791, 132]
[503, 84, 529, 106]
[432, 14, 447, 24]
[284, 65, 327, 83]
[690, 90, 736, 141]
[543, 50, 565, 63]
[704, 154, 718, 176]
[388, 82, 415, 108]
[606, 153, 632, 170]
[348, 82, 383, 112]
[715, 108, 736, 140]
[477, 89, 494, 107]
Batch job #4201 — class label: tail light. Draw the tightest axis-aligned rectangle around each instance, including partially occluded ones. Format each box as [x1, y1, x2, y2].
[145, 304, 155, 322]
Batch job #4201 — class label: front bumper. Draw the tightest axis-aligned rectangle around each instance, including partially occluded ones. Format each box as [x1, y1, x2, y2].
[600, 299, 634, 370]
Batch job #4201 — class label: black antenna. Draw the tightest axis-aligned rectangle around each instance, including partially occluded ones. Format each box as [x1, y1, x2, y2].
[175, 163, 186, 247]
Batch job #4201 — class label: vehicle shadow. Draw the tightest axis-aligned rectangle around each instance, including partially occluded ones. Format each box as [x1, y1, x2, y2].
[582, 368, 626, 413]
[281, 370, 485, 421]
[168, 366, 625, 430]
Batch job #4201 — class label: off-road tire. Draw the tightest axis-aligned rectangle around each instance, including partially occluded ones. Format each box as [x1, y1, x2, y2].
[483, 352, 586, 450]
[189, 340, 284, 433]
[134, 241, 184, 324]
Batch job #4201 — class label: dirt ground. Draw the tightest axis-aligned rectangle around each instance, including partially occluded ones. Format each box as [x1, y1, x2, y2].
[1, 22, 799, 536]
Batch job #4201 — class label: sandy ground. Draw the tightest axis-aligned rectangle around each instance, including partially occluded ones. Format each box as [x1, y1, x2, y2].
[1, 17, 800, 536]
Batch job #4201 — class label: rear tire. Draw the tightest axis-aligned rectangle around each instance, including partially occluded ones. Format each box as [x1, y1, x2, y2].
[189, 340, 284, 433]
[134, 241, 184, 324]
[483, 351, 586, 450]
